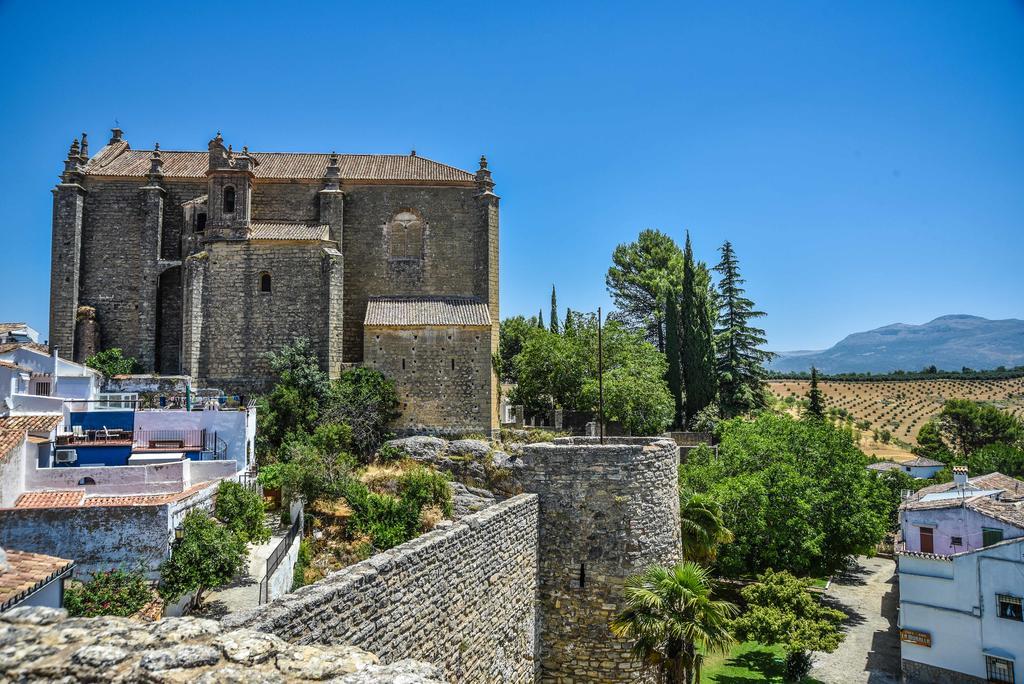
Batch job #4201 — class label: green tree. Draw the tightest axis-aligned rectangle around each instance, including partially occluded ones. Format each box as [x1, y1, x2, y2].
[606, 229, 685, 352]
[664, 290, 684, 428]
[936, 399, 1022, 456]
[731, 570, 846, 681]
[914, 419, 947, 458]
[610, 562, 737, 684]
[873, 468, 921, 529]
[679, 413, 889, 577]
[679, 488, 734, 564]
[84, 348, 142, 377]
[538, 308, 545, 330]
[328, 367, 401, 458]
[713, 241, 774, 417]
[64, 568, 153, 617]
[550, 285, 560, 334]
[256, 338, 335, 459]
[158, 511, 248, 607]
[214, 480, 271, 544]
[805, 367, 826, 420]
[498, 315, 534, 383]
[680, 233, 717, 422]
[278, 425, 359, 504]
[509, 326, 588, 413]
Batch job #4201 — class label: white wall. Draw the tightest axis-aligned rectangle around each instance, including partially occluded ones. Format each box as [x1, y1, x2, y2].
[900, 539, 1024, 680]
[24, 460, 188, 496]
[134, 409, 251, 472]
[902, 505, 1024, 555]
[0, 437, 27, 508]
[267, 533, 301, 602]
[12, 576, 65, 610]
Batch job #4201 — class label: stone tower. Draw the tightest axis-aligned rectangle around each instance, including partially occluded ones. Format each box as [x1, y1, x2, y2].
[519, 437, 682, 683]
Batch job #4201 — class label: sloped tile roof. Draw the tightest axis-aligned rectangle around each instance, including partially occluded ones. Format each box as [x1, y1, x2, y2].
[0, 324, 27, 335]
[0, 427, 25, 462]
[85, 148, 476, 184]
[364, 296, 492, 327]
[902, 471, 1024, 526]
[0, 415, 63, 434]
[867, 461, 901, 472]
[0, 342, 51, 355]
[13, 491, 85, 509]
[0, 360, 31, 372]
[903, 456, 945, 467]
[249, 222, 331, 241]
[0, 549, 74, 609]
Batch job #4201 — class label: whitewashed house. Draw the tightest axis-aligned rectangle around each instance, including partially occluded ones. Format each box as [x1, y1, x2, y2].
[897, 467, 1024, 683]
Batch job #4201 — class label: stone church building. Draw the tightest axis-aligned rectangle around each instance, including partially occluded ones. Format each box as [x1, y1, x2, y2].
[49, 130, 500, 434]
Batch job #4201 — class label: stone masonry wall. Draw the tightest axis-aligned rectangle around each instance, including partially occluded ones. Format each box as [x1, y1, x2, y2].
[196, 240, 338, 391]
[340, 184, 492, 363]
[363, 326, 495, 435]
[225, 494, 539, 684]
[518, 437, 682, 683]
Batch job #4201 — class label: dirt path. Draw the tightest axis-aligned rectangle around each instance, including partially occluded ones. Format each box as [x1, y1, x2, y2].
[811, 556, 901, 684]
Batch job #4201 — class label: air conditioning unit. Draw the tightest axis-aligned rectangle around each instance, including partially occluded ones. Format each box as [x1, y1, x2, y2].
[54, 449, 77, 464]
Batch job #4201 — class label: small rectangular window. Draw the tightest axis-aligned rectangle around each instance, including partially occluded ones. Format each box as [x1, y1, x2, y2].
[997, 595, 1023, 622]
[451, 358, 455, 371]
[983, 527, 1004, 547]
[950, 536, 963, 547]
[34, 382, 51, 397]
[987, 656, 1015, 683]
[401, 358, 406, 370]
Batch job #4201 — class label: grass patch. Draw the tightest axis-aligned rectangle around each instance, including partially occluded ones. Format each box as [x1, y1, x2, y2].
[702, 642, 825, 683]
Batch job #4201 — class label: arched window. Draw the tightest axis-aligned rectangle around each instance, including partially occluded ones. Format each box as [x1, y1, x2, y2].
[78, 477, 96, 486]
[388, 211, 423, 259]
[259, 272, 272, 293]
[223, 186, 236, 213]
[196, 212, 207, 232]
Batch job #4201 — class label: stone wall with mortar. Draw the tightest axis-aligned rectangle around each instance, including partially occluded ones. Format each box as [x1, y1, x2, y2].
[518, 437, 682, 683]
[224, 494, 539, 684]
[364, 325, 495, 435]
[183, 239, 341, 391]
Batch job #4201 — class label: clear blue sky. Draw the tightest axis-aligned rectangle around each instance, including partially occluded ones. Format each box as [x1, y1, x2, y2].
[1, 1, 1021, 351]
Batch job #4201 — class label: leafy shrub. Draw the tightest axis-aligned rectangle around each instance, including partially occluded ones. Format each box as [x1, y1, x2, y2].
[257, 462, 287, 490]
[64, 568, 152, 617]
[292, 538, 312, 591]
[214, 480, 271, 544]
[329, 367, 401, 457]
[84, 348, 142, 377]
[375, 443, 405, 464]
[158, 510, 248, 606]
[398, 466, 453, 517]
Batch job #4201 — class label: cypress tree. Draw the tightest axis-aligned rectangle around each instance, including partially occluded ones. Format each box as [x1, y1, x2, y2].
[680, 233, 718, 423]
[550, 285, 560, 334]
[806, 366, 826, 420]
[564, 308, 576, 336]
[538, 308, 545, 330]
[664, 290, 684, 428]
[713, 240, 774, 418]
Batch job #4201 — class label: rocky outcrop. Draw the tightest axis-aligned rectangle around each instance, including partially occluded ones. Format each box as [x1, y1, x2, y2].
[381, 437, 525, 499]
[0, 607, 447, 683]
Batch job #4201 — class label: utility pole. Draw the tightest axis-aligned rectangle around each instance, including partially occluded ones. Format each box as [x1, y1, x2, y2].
[598, 306, 604, 444]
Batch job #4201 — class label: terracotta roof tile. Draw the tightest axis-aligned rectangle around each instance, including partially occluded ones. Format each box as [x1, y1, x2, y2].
[249, 222, 331, 241]
[0, 415, 63, 434]
[0, 550, 74, 609]
[0, 324, 28, 335]
[0, 342, 50, 355]
[81, 480, 213, 507]
[85, 148, 476, 184]
[14, 491, 85, 509]
[0, 428, 25, 462]
[0, 360, 31, 372]
[364, 296, 492, 327]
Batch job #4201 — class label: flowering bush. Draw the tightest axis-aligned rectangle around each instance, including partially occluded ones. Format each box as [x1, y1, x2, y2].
[63, 567, 153, 617]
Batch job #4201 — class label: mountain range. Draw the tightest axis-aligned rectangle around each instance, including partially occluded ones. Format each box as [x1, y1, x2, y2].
[770, 315, 1024, 374]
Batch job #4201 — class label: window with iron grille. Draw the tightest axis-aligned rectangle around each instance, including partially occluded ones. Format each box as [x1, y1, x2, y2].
[986, 656, 1014, 683]
[951, 536, 963, 547]
[33, 381, 51, 396]
[997, 594, 1023, 622]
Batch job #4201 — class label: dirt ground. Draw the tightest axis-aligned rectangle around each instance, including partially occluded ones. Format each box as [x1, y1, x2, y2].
[811, 556, 901, 684]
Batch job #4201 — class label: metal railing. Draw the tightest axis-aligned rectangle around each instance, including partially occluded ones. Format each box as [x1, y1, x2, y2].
[133, 428, 207, 450]
[258, 510, 303, 605]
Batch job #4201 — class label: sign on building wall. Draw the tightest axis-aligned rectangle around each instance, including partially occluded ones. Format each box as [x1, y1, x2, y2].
[900, 629, 932, 647]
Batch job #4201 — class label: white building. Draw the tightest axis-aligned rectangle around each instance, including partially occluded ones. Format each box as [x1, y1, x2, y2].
[867, 455, 945, 480]
[898, 468, 1024, 683]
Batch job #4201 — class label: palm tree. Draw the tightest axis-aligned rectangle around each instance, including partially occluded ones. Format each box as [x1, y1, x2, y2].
[679, 489, 734, 564]
[610, 562, 737, 684]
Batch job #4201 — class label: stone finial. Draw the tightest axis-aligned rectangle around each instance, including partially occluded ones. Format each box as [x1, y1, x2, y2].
[62, 138, 85, 182]
[475, 154, 494, 194]
[67, 138, 80, 159]
[147, 143, 164, 182]
[109, 127, 124, 144]
[323, 152, 341, 190]
[410, 149, 417, 157]
[79, 132, 89, 161]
